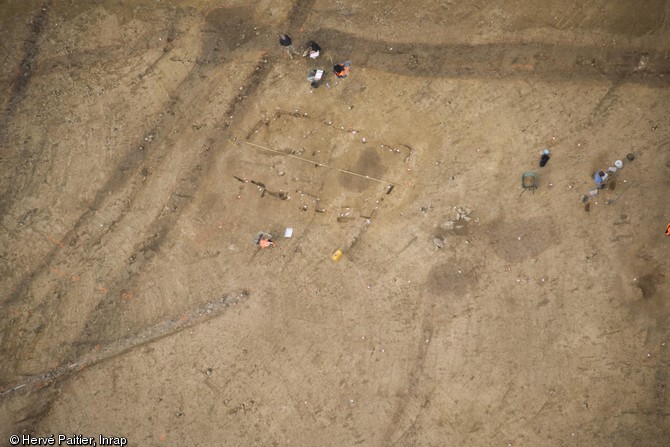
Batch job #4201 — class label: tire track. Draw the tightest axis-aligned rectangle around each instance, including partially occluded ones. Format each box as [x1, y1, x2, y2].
[3, 68, 194, 307]
[0, 6, 265, 381]
[0, 7, 182, 230]
[0, 0, 52, 213]
[288, 0, 317, 33]
[1, 9, 189, 307]
[314, 28, 670, 86]
[46, 5, 296, 357]
[379, 307, 435, 446]
[75, 50, 274, 354]
[1, 290, 250, 400]
[1, 5, 251, 307]
[0, 0, 51, 125]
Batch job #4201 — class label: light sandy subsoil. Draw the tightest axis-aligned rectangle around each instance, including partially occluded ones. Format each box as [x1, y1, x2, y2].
[1, 0, 669, 446]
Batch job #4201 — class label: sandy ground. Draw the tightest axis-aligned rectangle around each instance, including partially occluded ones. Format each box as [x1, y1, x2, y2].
[1, 0, 669, 445]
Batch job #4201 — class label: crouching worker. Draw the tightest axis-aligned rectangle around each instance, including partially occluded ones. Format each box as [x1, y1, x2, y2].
[307, 68, 324, 88]
[259, 238, 276, 248]
[594, 170, 608, 189]
[333, 61, 351, 78]
[303, 41, 321, 59]
[254, 232, 276, 248]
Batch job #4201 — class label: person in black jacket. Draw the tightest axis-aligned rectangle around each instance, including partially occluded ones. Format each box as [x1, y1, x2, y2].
[279, 34, 298, 58]
[539, 149, 550, 167]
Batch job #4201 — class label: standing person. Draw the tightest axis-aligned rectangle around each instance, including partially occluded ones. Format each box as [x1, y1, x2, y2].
[333, 60, 351, 78]
[302, 41, 321, 59]
[539, 149, 550, 167]
[279, 34, 298, 59]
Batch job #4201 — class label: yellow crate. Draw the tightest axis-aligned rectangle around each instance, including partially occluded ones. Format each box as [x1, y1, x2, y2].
[331, 249, 343, 262]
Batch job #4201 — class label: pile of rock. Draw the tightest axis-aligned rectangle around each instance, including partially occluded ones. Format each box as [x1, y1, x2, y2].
[455, 206, 472, 222]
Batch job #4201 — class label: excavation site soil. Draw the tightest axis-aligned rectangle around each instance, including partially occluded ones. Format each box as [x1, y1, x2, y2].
[1, 1, 669, 446]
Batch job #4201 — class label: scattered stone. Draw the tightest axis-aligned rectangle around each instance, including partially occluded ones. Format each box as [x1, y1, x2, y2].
[433, 237, 445, 249]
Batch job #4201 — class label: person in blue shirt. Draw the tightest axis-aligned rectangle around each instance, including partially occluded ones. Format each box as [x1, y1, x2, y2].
[594, 170, 608, 188]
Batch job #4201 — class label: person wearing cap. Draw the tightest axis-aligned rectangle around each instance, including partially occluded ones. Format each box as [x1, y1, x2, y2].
[279, 34, 298, 58]
[594, 170, 608, 188]
[302, 41, 321, 59]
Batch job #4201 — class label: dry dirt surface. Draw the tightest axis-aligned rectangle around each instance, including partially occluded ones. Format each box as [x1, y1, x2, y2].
[1, 0, 669, 446]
